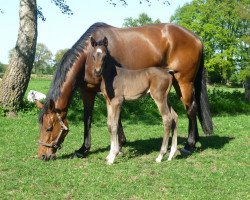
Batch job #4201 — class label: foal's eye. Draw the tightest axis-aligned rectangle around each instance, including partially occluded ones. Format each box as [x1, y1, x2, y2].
[93, 55, 95, 61]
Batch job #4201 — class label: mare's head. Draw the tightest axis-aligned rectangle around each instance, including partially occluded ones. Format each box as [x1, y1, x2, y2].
[36, 99, 69, 160]
[85, 36, 108, 78]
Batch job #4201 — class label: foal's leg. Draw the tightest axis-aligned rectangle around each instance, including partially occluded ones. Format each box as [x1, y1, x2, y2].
[106, 100, 122, 164]
[168, 107, 178, 161]
[75, 87, 126, 157]
[151, 94, 172, 163]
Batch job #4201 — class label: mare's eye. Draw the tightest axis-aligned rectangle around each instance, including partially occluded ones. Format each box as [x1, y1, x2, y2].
[46, 126, 53, 132]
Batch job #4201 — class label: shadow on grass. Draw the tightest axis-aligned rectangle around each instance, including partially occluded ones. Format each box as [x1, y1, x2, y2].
[58, 135, 234, 160]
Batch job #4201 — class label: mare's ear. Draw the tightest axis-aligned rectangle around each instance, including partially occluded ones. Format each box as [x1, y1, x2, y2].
[35, 100, 44, 110]
[90, 36, 97, 47]
[103, 36, 108, 47]
[48, 99, 56, 112]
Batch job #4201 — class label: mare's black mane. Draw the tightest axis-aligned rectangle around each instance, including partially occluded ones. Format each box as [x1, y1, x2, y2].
[39, 22, 110, 123]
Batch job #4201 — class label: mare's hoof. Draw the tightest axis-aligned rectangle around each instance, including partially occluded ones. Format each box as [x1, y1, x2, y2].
[181, 144, 196, 155]
[74, 147, 90, 158]
[74, 151, 85, 158]
[180, 148, 192, 155]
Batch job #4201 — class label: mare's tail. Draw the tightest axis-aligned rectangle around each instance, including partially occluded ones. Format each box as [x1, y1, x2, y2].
[194, 48, 213, 135]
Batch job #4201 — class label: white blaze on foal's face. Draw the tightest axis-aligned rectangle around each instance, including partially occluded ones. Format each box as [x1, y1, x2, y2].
[96, 48, 102, 53]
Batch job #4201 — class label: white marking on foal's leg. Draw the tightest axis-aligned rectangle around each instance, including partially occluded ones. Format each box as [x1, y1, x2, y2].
[96, 48, 102, 53]
[106, 120, 120, 165]
[156, 154, 164, 163]
[168, 146, 177, 161]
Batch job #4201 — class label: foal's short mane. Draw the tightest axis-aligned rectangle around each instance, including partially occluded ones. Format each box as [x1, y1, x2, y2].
[39, 22, 110, 123]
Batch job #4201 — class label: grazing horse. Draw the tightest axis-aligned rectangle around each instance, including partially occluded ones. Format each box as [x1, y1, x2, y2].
[36, 22, 212, 160]
[87, 36, 178, 164]
[36, 23, 126, 160]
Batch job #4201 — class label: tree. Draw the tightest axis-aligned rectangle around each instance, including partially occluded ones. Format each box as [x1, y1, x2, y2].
[0, 0, 37, 114]
[33, 43, 53, 74]
[107, 0, 170, 6]
[170, 0, 249, 84]
[53, 48, 69, 69]
[123, 12, 161, 27]
[0, 0, 72, 114]
[0, 62, 7, 74]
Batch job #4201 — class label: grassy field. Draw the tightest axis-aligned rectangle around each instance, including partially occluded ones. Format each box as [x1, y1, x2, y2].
[0, 77, 249, 199]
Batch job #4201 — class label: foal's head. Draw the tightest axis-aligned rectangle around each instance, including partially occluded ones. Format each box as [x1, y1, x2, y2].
[87, 36, 108, 77]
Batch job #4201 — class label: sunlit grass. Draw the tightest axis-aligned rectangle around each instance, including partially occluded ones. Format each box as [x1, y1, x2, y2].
[0, 114, 249, 199]
[0, 78, 249, 199]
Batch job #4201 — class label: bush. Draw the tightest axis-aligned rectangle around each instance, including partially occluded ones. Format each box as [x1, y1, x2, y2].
[208, 88, 250, 115]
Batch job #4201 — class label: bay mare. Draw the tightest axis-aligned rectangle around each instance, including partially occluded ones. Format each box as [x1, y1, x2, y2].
[36, 22, 212, 160]
[88, 36, 178, 164]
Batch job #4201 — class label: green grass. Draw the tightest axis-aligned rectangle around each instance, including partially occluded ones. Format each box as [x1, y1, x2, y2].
[0, 78, 249, 199]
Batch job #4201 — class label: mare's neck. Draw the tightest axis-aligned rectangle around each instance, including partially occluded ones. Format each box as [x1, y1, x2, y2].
[54, 55, 85, 112]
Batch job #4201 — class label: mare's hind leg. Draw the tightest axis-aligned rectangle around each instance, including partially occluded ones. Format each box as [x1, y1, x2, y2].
[168, 107, 178, 161]
[176, 81, 199, 152]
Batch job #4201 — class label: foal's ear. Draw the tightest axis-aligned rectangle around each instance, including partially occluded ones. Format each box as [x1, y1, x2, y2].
[103, 37, 108, 47]
[90, 36, 97, 47]
[48, 99, 56, 112]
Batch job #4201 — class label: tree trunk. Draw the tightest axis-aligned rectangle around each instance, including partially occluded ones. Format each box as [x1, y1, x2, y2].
[0, 0, 37, 113]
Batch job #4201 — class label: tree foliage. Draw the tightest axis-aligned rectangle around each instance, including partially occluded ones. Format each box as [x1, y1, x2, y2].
[106, 0, 170, 7]
[33, 43, 53, 74]
[0, 62, 7, 73]
[170, 0, 250, 84]
[38, 0, 72, 21]
[54, 48, 69, 68]
[123, 12, 161, 27]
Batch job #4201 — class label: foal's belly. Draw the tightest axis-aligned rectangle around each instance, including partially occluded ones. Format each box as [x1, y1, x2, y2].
[122, 85, 148, 101]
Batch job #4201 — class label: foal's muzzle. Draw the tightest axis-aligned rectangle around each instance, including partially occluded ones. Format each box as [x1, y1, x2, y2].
[94, 68, 102, 77]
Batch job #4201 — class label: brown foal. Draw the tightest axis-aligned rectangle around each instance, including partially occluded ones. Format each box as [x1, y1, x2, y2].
[87, 36, 178, 164]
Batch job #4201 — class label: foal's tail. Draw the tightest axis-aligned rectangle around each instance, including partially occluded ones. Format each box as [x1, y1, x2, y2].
[194, 48, 213, 135]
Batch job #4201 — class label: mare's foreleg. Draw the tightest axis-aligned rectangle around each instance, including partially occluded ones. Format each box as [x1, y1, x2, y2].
[118, 114, 126, 147]
[106, 100, 122, 164]
[75, 89, 96, 157]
